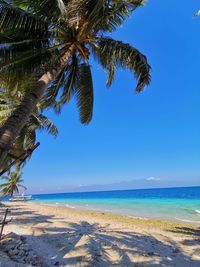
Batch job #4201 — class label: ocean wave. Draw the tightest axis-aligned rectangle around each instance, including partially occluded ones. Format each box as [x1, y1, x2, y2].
[195, 209, 200, 214]
[65, 204, 75, 209]
[175, 217, 200, 224]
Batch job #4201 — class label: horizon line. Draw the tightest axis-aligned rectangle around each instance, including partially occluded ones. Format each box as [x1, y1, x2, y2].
[32, 185, 200, 196]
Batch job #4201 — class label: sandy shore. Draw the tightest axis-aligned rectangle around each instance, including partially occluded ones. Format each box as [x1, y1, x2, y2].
[0, 202, 200, 266]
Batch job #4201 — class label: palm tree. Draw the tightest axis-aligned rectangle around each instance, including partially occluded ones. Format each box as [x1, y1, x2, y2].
[0, 0, 151, 161]
[0, 167, 27, 197]
[0, 87, 58, 171]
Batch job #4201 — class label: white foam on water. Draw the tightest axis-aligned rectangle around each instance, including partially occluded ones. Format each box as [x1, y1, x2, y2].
[195, 209, 200, 214]
[65, 204, 75, 209]
[175, 217, 200, 224]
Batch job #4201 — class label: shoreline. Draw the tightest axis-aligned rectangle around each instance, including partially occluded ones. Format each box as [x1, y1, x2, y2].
[29, 200, 200, 226]
[0, 201, 200, 266]
[28, 201, 200, 228]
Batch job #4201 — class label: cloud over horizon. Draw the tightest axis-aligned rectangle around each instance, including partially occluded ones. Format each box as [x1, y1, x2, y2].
[146, 176, 161, 181]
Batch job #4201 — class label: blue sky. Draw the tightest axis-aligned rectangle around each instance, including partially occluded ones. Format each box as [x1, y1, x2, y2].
[23, 0, 200, 194]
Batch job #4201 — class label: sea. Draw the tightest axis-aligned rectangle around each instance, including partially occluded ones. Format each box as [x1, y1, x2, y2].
[31, 186, 200, 225]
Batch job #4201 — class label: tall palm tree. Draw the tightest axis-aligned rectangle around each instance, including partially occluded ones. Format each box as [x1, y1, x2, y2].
[0, 0, 151, 161]
[0, 167, 27, 197]
[0, 87, 58, 170]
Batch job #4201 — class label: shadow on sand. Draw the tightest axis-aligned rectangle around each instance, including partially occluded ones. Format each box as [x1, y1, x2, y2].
[1, 203, 200, 267]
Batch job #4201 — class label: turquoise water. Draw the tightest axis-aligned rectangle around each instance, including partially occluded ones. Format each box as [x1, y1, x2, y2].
[32, 187, 200, 224]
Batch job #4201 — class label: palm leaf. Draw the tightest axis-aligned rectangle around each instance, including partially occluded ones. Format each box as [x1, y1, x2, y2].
[0, 47, 63, 93]
[103, 0, 145, 32]
[0, 87, 58, 168]
[42, 55, 79, 113]
[40, 67, 67, 110]
[31, 113, 58, 137]
[75, 0, 144, 33]
[12, 0, 67, 24]
[92, 37, 151, 92]
[74, 63, 94, 124]
[0, 166, 26, 196]
[0, 0, 48, 36]
[58, 56, 79, 105]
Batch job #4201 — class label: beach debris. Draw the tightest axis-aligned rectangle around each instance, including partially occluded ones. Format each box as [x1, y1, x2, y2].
[0, 232, 44, 266]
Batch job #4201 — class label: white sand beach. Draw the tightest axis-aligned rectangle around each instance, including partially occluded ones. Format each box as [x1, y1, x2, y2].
[0, 202, 200, 266]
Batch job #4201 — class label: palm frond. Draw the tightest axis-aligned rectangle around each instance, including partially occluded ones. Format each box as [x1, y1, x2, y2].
[0, 40, 64, 70]
[0, 87, 58, 168]
[31, 113, 58, 137]
[40, 67, 67, 110]
[92, 37, 151, 92]
[0, 1, 48, 37]
[74, 63, 93, 124]
[0, 32, 13, 43]
[42, 55, 79, 113]
[75, 0, 144, 33]
[0, 182, 10, 187]
[0, 47, 63, 93]
[57, 56, 79, 106]
[41, 57, 94, 124]
[0, 39, 50, 64]
[12, 0, 67, 24]
[0, 166, 26, 196]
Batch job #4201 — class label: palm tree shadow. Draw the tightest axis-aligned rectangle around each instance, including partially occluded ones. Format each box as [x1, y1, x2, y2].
[22, 221, 200, 267]
[1, 203, 55, 226]
[167, 226, 200, 260]
[2, 205, 200, 266]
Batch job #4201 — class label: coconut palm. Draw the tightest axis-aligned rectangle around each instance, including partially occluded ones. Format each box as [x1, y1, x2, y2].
[0, 167, 26, 197]
[0, 87, 58, 170]
[0, 0, 151, 161]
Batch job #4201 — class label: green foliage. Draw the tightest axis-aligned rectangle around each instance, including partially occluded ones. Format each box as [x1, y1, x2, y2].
[0, 0, 151, 125]
[84, 0, 145, 33]
[13, 0, 68, 22]
[92, 37, 151, 92]
[0, 88, 58, 167]
[0, 166, 26, 196]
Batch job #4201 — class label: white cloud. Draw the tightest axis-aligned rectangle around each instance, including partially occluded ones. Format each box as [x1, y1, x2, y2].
[78, 184, 87, 187]
[146, 176, 160, 181]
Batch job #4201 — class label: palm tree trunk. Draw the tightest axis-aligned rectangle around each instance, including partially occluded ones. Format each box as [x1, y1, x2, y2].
[0, 44, 76, 164]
